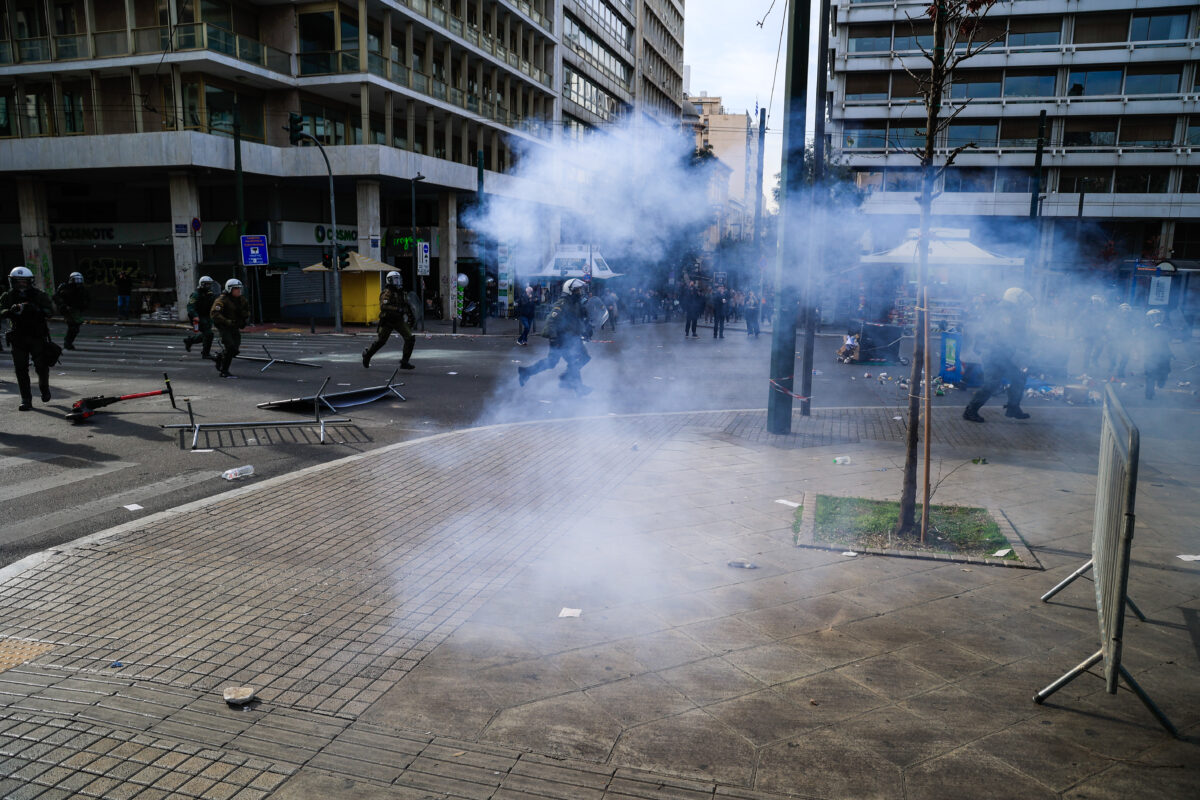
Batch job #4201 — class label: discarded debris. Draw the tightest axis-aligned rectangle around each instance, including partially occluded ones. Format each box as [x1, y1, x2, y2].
[447, 371, 458, 375]
[833, 456, 851, 465]
[809, 699, 819, 706]
[631, 443, 639, 451]
[992, 548, 1012, 558]
[558, 608, 582, 618]
[841, 551, 858, 557]
[123, 504, 144, 511]
[1177, 555, 1200, 562]
[191, 449, 214, 454]
[223, 686, 257, 706]
[727, 560, 758, 569]
[221, 466, 255, 480]
[971, 457, 988, 465]
[892, 416, 902, 421]
[775, 499, 801, 508]
[110, 661, 123, 668]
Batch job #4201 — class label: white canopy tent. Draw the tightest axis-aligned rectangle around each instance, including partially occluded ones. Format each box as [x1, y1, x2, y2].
[523, 244, 622, 280]
[861, 228, 1024, 269]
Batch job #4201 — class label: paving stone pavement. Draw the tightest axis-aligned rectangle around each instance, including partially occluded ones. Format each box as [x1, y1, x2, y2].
[0, 406, 1197, 799]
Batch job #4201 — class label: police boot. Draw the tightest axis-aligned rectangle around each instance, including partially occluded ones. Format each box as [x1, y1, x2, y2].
[1004, 404, 1030, 420]
[362, 345, 375, 368]
[183, 335, 194, 352]
[517, 365, 530, 387]
[39, 374, 51, 403]
[399, 338, 415, 369]
[962, 402, 985, 423]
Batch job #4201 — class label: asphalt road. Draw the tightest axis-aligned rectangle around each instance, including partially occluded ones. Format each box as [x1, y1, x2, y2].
[1, 315, 1193, 567]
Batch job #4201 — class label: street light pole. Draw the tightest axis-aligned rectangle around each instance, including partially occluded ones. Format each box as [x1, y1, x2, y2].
[411, 172, 425, 330]
[286, 117, 341, 333]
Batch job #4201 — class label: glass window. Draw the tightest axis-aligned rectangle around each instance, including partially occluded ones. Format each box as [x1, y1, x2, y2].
[1124, 68, 1180, 95]
[238, 93, 264, 141]
[1130, 13, 1189, 42]
[893, 23, 933, 52]
[1187, 119, 1200, 146]
[1073, 13, 1130, 45]
[61, 90, 84, 133]
[842, 122, 886, 149]
[954, 20, 1003, 51]
[848, 24, 891, 53]
[299, 11, 335, 52]
[890, 72, 920, 102]
[949, 70, 1002, 99]
[845, 73, 888, 101]
[885, 168, 920, 192]
[1118, 117, 1175, 147]
[888, 124, 926, 150]
[1114, 168, 1170, 193]
[946, 120, 998, 148]
[205, 84, 233, 136]
[997, 168, 1036, 193]
[1066, 68, 1122, 96]
[1063, 117, 1117, 147]
[1180, 169, 1200, 194]
[1004, 70, 1055, 97]
[1060, 168, 1112, 193]
[852, 168, 883, 192]
[943, 168, 995, 192]
[999, 118, 1042, 147]
[1008, 17, 1059, 47]
[0, 92, 12, 137]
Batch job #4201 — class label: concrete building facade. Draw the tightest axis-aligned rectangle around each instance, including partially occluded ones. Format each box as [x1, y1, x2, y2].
[690, 92, 757, 242]
[827, 0, 1200, 308]
[0, 0, 684, 321]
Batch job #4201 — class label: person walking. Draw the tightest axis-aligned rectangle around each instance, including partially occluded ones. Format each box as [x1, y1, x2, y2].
[517, 279, 593, 396]
[963, 287, 1034, 423]
[515, 285, 537, 345]
[744, 291, 761, 338]
[1, 266, 56, 410]
[712, 285, 728, 339]
[210, 278, 250, 378]
[1142, 308, 1172, 400]
[683, 281, 701, 338]
[115, 270, 134, 319]
[53, 271, 89, 350]
[363, 271, 416, 369]
[182, 275, 217, 359]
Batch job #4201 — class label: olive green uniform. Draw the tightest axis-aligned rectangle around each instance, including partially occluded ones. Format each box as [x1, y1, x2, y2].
[183, 287, 216, 357]
[210, 291, 251, 376]
[0, 285, 56, 407]
[363, 286, 416, 367]
[53, 281, 90, 349]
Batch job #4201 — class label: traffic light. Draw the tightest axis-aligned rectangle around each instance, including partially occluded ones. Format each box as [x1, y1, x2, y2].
[337, 245, 350, 271]
[321, 252, 332, 270]
[286, 112, 304, 145]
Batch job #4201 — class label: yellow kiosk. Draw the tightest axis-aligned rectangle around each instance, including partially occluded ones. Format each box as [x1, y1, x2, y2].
[302, 251, 392, 324]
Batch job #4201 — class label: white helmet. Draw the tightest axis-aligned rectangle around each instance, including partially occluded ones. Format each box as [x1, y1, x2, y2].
[385, 270, 403, 288]
[9, 266, 33, 289]
[1146, 308, 1164, 322]
[1118, 303, 1131, 313]
[1090, 294, 1105, 305]
[198, 275, 215, 290]
[69, 272, 84, 284]
[225, 278, 244, 292]
[562, 278, 586, 296]
[1001, 287, 1034, 308]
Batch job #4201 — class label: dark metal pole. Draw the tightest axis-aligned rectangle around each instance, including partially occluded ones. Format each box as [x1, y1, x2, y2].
[300, 135, 342, 333]
[767, 0, 813, 435]
[412, 173, 424, 331]
[478, 149, 487, 334]
[1025, 109, 1047, 288]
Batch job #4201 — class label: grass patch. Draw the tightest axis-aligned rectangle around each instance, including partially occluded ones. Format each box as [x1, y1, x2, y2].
[791, 505, 804, 545]
[805, 495, 1014, 559]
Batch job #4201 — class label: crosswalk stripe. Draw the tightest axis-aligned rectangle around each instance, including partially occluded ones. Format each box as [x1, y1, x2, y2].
[0, 461, 135, 502]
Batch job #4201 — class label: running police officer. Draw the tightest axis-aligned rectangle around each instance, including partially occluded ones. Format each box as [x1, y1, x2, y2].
[517, 278, 593, 396]
[53, 271, 89, 350]
[362, 270, 416, 369]
[210, 278, 250, 378]
[183, 275, 217, 359]
[1, 266, 56, 410]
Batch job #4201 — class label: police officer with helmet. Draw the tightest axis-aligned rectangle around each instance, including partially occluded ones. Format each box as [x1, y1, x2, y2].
[183, 275, 217, 359]
[517, 278, 593, 396]
[53, 271, 90, 350]
[362, 270, 416, 369]
[0, 266, 56, 410]
[963, 287, 1034, 423]
[210, 278, 250, 378]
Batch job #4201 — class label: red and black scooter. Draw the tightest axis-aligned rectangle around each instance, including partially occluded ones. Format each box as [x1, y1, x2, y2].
[67, 373, 176, 424]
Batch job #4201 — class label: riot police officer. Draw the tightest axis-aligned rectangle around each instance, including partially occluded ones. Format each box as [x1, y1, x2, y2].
[362, 271, 416, 369]
[0, 266, 56, 410]
[210, 278, 250, 378]
[963, 287, 1034, 423]
[53, 271, 89, 350]
[1143, 308, 1172, 400]
[183, 275, 217, 359]
[517, 278, 593, 396]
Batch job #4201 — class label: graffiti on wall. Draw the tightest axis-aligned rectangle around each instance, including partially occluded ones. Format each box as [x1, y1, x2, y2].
[77, 257, 144, 287]
[23, 249, 52, 289]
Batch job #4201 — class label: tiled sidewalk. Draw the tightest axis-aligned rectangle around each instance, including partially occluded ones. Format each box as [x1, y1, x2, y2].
[0, 407, 1196, 799]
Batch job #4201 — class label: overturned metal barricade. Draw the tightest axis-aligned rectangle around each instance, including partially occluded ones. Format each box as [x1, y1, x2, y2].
[1034, 385, 1177, 737]
[234, 344, 321, 372]
[163, 377, 352, 450]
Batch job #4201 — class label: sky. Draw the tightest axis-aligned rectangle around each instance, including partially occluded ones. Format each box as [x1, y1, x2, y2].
[682, 1, 820, 209]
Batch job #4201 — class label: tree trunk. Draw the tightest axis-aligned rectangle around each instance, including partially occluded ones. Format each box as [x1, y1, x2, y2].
[896, 5, 946, 538]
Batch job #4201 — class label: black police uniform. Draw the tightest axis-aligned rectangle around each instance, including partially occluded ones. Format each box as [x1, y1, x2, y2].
[0, 284, 56, 409]
[183, 286, 217, 358]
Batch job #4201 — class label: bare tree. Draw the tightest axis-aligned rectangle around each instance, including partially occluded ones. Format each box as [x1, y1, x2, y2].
[895, 0, 1000, 539]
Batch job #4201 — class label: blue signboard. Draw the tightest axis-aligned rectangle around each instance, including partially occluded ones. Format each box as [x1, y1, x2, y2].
[240, 234, 269, 267]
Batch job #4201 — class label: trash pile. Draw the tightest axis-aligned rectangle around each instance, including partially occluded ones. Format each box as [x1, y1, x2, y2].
[142, 304, 178, 321]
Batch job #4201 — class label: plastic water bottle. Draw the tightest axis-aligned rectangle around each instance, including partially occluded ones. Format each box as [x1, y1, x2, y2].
[833, 456, 851, 465]
[221, 465, 254, 480]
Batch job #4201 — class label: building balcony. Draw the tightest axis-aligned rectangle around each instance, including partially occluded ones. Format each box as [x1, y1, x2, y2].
[0, 23, 291, 75]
